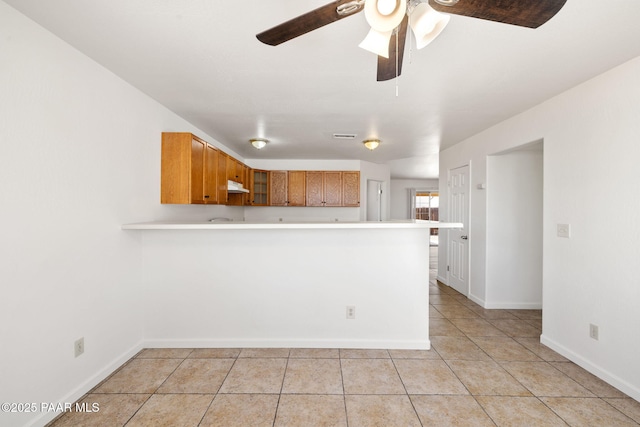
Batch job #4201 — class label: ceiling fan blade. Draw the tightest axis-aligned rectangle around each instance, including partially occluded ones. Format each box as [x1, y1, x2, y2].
[377, 15, 409, 81]
[257, 0, 364, 46]
[428, 0, 567, 29]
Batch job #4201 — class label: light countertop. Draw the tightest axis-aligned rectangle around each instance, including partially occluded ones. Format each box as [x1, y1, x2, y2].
[122, 220, 463, 230]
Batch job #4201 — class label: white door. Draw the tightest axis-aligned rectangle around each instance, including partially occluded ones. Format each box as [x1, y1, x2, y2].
[448, 165, 469, 296]
[367, 180, 382, 221]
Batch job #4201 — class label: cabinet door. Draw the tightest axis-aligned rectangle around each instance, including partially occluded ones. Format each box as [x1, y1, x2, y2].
[204, 144, 218, 204]
[161, 132, 191, 204]
[342, 171, 360, 207]
[217, 151, 228, 204]
[288, 171, 306, 206]
[251, 170, 269, 206]
[306, 171, 324, 207]
[324, 171, 343, 206]
[270, 171, 288, 206]
[190, 137, 206, 204]
[226, 156, 236, 182]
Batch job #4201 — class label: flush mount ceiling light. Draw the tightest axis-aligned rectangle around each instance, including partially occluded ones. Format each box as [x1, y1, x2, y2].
[257, 0, 567, 81]
[250, 138, 269, 149]
[363, 139, 381, 150]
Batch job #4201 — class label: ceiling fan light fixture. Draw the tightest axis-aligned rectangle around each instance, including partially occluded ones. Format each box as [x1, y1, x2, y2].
[363, 139, 381, 150]
[364, 0, 407, 32]
[359, 28, 392, 58]
[410, 3, 450, 49]
[433, 0, 459, 5]
[250, 138, 269, 149]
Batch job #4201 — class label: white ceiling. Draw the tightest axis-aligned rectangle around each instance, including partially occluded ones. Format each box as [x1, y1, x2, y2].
[5, 0, 640, 178]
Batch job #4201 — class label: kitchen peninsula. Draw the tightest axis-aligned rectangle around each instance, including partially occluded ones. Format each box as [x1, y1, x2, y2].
[123, 220, 461, 350]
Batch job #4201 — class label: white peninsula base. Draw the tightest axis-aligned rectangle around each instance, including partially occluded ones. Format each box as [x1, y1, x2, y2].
[124, 221, 461, 350]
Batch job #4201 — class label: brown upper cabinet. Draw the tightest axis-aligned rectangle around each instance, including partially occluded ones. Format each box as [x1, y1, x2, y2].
[306, 171, 343, 207]
[161, 132, 360, 207]
[269, 171, 305, 207]
[250, 169, 269, 206]
[269, 171, 288, 206]
[226, 156, 245, 184]
[161, 132, 219, 204]
[287, 171, 306, 206]
[342, 171, 360, 207]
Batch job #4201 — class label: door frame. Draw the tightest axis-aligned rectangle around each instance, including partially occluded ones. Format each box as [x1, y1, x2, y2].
[445, 163, 470, 297]
[366, 179, 383, 221]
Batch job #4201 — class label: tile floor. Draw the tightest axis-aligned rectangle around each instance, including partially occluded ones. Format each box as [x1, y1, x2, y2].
[48, 274, 640, 426]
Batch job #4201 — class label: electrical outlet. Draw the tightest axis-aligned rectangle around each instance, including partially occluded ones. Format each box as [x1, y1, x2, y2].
[346, 306, 356, 319]
[589, 324, 599, 341]
[74, 337, 85, 357]
[557, 223, 571, 238]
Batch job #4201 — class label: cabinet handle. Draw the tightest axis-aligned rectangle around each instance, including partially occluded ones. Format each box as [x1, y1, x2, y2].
[204, 195, 209, 199]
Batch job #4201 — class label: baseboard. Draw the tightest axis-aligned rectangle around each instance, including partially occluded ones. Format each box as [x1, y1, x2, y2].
[483, 302, 542, 309]
[29, 341, 144, 427]
[540, 334, 640, 402]
[143, 338, 431, 351]
[468, 293, 485, 307]
[436, 275, 448, 284]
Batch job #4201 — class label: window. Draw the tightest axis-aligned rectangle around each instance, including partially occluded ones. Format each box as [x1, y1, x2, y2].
[413, 191, 439, 239]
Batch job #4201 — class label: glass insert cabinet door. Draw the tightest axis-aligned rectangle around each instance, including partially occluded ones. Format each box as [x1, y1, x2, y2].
[251, 170, 269, 205]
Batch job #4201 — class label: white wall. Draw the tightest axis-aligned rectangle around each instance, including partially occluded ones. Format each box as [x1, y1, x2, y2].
[439, 56, 640, 400]
[0, 4, 238, 426]
[486, 143, 543, 308]
[390, 179, 438, 220]
[140, 227, 431, 350]
[359, 160, 391, 221]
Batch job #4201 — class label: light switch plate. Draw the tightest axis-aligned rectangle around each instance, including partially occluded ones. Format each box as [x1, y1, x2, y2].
[557, 224, 571, 238]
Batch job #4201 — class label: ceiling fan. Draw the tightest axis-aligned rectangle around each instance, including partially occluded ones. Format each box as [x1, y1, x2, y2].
[257, 0, 568, 81]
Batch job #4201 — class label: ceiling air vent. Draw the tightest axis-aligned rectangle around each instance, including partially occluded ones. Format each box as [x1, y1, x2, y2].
[332, 133, 357, 140]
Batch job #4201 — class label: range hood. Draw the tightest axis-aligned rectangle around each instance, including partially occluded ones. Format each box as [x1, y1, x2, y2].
[227, 180, 250, 194]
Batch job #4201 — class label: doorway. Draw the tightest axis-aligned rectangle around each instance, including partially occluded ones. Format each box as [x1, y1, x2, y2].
[486, 141, 543, 307]
[367, 180, 383, 221]
[411, 190, 440, 246]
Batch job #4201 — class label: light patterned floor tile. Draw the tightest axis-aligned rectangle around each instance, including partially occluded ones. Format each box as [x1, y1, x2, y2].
[200, 394, 279, 427]
[394, 359, 468, 395]
[541, 397, 639, 426]
[476, 396, 566, 426]
[501, 361, 594, 397]
[218, 358, 287, 394]
[550, 362, 627, 398]
[430, 336, 491, 361]
[345, 395, 421, 427]
[47, 394, 150, 427]
[469, 336, 542, 362]
[281, 358, 343, 394]
[125, 394, 213, 427]
[94, 358, 181, 394]
[156, 358, 234, 394]
[446, 359, 531, 396]
[411, 395, 495, 427]
[275, 394, 347, 427]
[341, 359, 405, 394]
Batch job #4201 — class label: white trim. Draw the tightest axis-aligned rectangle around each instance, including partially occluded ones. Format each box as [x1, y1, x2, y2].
[540, 334, 640, 402]
[483, 302, 542, 310]
[28, 342, 144, 427]
[143, 339, 431, 350]
[122, 220, 463, 230]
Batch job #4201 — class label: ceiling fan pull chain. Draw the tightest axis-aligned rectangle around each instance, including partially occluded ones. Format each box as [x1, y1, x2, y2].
[395, 24, 399, 97]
